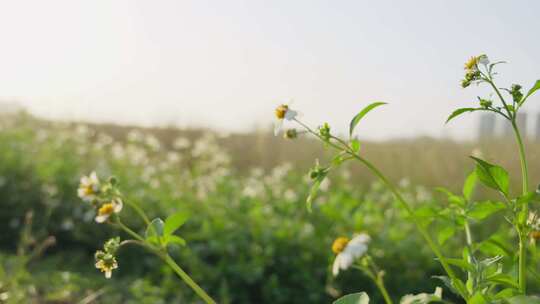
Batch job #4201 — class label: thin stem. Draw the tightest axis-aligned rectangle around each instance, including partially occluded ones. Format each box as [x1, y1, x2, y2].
[293, 119, 468, 299]
[512, 119, 529, 294]
[352, 155, 467, 298]
[116, 218, 145, 242]
[375, 276, 393, 304]
[161, 253, 217, 304]
[464, 221, 474, 290]
[124, 198, 151, 225]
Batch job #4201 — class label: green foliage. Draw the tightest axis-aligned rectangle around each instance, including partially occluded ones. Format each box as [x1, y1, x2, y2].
[333, 292, 370, 304]
[349, 102, 386, 137]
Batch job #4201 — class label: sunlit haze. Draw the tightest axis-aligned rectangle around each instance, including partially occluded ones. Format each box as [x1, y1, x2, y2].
[1, 0, 539, 139]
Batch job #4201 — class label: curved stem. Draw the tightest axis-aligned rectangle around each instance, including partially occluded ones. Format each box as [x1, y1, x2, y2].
[353, 156, 467, 298]
[293, 118, 468, 299]
[160, 253, 217, 304]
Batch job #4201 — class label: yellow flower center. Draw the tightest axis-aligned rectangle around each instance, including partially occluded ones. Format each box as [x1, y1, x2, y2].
[275, 104, 289, 119]
[332, 237, 350, 254]
[98, 203, 115, 216]
[464, 56, 478, 70]
[83, 185, 94, 195]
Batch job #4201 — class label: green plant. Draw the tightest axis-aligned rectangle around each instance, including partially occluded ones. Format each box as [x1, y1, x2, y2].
[77, 172, 217, 304]
[275, 55, 540, 303]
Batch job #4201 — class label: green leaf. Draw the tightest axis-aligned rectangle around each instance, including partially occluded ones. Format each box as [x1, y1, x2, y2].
[467, 201, 506, 220]
[145, 218, 164, 244]
[520, 80, 540, 106]
[446, 108, 481, 124]
[333, 292, 370, 304]
[439, 257, 474, 272]
[507, 295, 540, 304]
[493, 288, 518, 300]
[462, 171, 477, 201]
[164, 235, 187, 247]
[486, 273, 519, 289]
[306, 173, 327, 213]
[350, 139, 361, 153]
[349, 102, 386, 137]
[436, 187, 465, 206]
[468, 293, 487, 304]
[164, 211, 190, 236]
[470, 156, 510, 196]
[437, 226, 455, 245]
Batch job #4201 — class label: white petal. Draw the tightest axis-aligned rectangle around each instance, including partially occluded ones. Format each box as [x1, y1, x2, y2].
[274, 120, 283, 136]
[95, 214, 109, 223]
[114, 199, 123, 213]
[349, 233, 370, 245]
[332, 255, 341, 276]
[284, 109, 297, 120]
[338, 252, 354, 270]
[90, 171, 99, 183]
[105, 270, 112, 279]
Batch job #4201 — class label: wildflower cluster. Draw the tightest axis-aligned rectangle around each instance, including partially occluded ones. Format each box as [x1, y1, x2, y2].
[77, 172, 216, 304]
[77, 172, 123, 224]
[94, 237, 120, 278]
[461, 54, 488, 88]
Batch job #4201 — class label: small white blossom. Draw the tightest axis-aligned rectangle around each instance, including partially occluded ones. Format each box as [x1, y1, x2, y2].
[332, 233, 370, 276]
[77, 171, 100, 202]
[274, 104, 298, 136]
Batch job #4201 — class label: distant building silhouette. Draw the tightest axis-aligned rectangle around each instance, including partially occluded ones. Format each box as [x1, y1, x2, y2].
[478, 114, 496, 139]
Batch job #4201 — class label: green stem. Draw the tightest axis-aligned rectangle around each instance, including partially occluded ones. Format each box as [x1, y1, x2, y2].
[375, 277, 393, 304]
[353, 156, 467, 298]
[512, 119, 529, 294]
[115, 218, 216, 303]
[124, 199, 151, 225]
[464, 221, 474, 290]
[161, 253, 217, 304]
[292, 119, 467, 298]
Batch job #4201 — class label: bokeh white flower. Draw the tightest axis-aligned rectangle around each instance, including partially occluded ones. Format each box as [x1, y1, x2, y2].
[332, 233, 370, 276]
[95, 198, 123, 223]
[77, 171, 100, 202]
[274, 104, 298, 136]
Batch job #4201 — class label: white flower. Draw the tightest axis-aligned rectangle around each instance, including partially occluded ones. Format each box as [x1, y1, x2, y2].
[78, 171, 100, 202]
[95, 198, 123, 223]
[332, 233, 370, 276]
[274, 104, 298, 136]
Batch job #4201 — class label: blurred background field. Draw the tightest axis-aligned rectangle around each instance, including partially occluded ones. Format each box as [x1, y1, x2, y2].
[1, 111, 540, 303]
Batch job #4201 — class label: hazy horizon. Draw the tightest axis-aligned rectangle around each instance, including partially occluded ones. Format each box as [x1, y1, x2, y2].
[1, 0, 539, 139]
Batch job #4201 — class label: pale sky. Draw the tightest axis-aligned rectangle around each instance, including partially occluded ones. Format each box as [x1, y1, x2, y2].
[1, 0, 539, 139]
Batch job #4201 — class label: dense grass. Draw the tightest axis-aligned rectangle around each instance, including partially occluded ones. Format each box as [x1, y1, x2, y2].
[1, 112, 539, 303]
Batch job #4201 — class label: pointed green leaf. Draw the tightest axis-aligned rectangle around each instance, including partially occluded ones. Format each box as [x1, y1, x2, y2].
[350, 139, 361, 153]
[333, 292, 370, 304]
[470, 156, 510, 196]
[486, 273, 519, 289]
[446, 108, 481, 124]
[462, 171, 477, 201]
[438, 225, 455, 245]
[507, 295, 540, 304]
[467, 201, 506, 220]
[520, 80, 540, 106]
[164, 235, 187, 247]
[349, 102, 386, 137]
[164, 211, 190, 235]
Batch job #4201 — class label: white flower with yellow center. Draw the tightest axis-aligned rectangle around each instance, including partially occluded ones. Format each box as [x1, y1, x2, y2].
[274, 104, 298, 136]
[332, 233, 370, 276]
[77, 171, 100, 202]
[95, 198, 123, 223]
